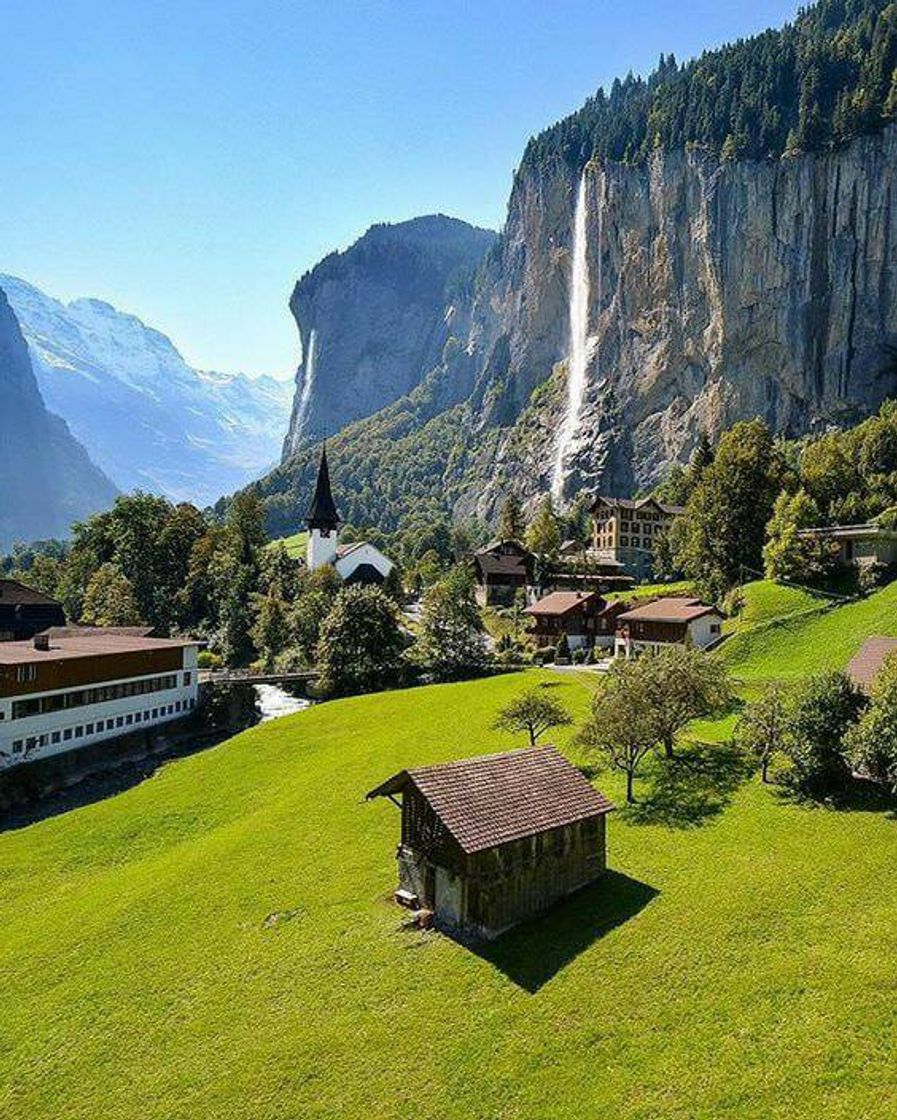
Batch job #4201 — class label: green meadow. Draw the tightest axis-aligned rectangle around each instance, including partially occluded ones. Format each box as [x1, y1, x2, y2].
[4, 582, 897, 1117]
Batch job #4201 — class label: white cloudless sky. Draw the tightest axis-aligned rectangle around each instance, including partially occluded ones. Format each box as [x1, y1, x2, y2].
[0, 0, 799, 379]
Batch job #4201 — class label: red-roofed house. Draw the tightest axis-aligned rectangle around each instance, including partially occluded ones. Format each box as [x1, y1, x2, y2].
[614, 597, 724, 658]
[524, 590, 628, 652]
[366, 745, 614, 939]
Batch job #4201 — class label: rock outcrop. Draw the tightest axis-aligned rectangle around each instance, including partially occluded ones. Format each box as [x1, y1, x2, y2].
[467, 127, 897, 512]
[270, 125, 897, 532]
[0, 287, 117, 550]
[281, 215, 497, 453]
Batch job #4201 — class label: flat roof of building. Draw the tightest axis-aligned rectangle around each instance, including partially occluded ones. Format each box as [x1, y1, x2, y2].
[0, 632, 199, 666]
[797, 523, 897, 539]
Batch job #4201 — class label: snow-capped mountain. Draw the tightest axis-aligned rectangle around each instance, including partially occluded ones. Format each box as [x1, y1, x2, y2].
[0, 275, 294, 506]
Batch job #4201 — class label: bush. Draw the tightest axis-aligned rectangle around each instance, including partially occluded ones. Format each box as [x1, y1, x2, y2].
[197, 650, 222, 670]
[572, 648, 586, 665]
[858, 562, 890, 595]
[781, 671, 866, 800]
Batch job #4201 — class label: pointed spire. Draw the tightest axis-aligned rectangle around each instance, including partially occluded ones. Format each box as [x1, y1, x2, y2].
[306, 443, 341, 531]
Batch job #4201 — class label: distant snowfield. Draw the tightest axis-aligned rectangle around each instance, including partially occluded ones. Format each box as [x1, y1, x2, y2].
[0, 274, 294, 506]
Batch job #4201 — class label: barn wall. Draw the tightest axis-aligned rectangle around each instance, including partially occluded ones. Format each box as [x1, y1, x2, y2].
[463, 816, 606, 938]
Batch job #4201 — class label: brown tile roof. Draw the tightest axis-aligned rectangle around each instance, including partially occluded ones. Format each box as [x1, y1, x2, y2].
[475, 553, 531, 578]
[591, 496, 685, 517]
[617, 596, 721, 623]
[42, 625, 156, 639]
[846, 637, 897, 693]
[524, 590, 602, 617]
[0, 632, 199, 666]
[367, 745, 614, 854]
[0, 579, 61, 607]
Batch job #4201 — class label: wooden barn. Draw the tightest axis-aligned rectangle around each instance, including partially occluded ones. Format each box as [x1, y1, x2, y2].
[366, 745, 614, 940]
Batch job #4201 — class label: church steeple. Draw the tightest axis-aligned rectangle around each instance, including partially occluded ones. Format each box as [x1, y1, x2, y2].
[306, 444, 341, 571]
[306, 443, 341, 532]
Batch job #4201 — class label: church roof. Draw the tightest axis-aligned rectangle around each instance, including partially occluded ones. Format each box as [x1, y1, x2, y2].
[306, 445, 341, 531]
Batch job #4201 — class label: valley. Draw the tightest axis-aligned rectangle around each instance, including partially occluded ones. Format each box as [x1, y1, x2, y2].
[4, 581, 897, 1118]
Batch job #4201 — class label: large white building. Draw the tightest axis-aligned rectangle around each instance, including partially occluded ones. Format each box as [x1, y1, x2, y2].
[306, 445, 394, 585]
[0, 630, 200, 770]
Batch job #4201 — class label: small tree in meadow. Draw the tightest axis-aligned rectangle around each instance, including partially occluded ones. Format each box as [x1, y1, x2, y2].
[639, 646, 732, 758]
[579, 659, 659, 803]
[737, 684, 790, 782]
[493, 687, 573, 747]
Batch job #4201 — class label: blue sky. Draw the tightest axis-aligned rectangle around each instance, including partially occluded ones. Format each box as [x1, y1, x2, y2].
[2, 0, 798, 378]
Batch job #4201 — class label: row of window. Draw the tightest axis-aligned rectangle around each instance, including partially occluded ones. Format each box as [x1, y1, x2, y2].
[9, 673, 190, 721]
[10, 698, 196, 756]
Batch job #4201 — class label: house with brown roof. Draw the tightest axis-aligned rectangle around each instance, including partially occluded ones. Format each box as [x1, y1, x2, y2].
[472, 540, 535, 606]
[591, 496, 684, 581]
[846, 637, 897, 693]
[366, 745, 614, 939]
[614, 597, 724, 658]
[0, 579, 66, 642]
[524, 590, 628, 652]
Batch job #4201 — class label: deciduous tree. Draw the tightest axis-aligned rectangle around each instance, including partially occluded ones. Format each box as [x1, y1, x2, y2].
[416, 566, 486, 681]
[493, 686, 573, 747]
[316, 585, 406, 697]
[737, 684, 790, 782]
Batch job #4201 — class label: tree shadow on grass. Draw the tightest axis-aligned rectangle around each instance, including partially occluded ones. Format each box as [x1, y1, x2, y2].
[773, 774, 897, 816]
[625, 740, 755, 829]
[473, 870, 658, 993]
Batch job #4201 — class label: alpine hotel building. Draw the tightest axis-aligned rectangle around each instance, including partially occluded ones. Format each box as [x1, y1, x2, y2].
[0, 630, 200, 769]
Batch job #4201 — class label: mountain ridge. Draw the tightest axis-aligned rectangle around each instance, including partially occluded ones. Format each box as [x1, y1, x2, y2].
[0, 286, 117, 550]
[1, 275, 293, 507]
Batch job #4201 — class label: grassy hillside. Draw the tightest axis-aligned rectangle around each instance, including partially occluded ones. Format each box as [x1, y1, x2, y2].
[722, 581, 897, 685]
[5, 632, 897, 1117]
[268, 529, 307, 558]
[723, 579, 829, 633]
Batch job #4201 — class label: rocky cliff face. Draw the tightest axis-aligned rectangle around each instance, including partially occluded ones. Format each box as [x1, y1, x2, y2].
[465, 126, 897, 513]
[281, 215, 496, 453]
[263, 128, 897, 534]
[0, 288, 117, 550]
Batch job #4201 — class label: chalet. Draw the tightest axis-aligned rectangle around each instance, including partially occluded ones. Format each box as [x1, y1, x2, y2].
[367, 745, 614, 940]
[614, 597, 723, 658]
[0, 630, 200, 770]
[846, 637, 897, 694]
[472, 540, 535, 606]
[0, 579, 66, 641]
[524, 590, 629, 651]
[796, 523, 897, 569]
[306, 445, 394, 585]
[591, 497, 684, 581]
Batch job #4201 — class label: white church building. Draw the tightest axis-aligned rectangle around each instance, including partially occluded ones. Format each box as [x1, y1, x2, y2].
[306, 445, 394, 585]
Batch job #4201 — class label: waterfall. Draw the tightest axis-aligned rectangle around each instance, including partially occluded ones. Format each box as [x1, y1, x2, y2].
[293, 328, 318, 439]
[551, 171, 595, 502]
